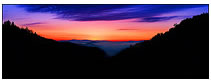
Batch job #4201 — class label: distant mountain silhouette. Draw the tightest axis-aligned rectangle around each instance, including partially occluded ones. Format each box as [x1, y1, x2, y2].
[107, 13, 209, 78]
[61, 40, 143, 56]
[3, 21, 106, 78]
[3, 13, 209, 79]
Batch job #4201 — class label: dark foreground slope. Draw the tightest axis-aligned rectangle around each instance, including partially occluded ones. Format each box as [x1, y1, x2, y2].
[108, 13, 209, 78]
[3, 21, 106, 78]
[2, 13, 209, 79]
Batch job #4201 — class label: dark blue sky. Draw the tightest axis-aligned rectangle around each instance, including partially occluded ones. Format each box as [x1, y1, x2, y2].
[18, 4, 208, 22]
[3, 4, 208, 41]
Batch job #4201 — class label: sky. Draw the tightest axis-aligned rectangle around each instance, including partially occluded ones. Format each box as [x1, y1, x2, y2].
[3, 4, 208, 41]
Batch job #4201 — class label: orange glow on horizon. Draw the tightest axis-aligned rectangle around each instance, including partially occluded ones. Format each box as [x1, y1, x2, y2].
[3, 5, 208, 42]
[16, 18, 176, 41]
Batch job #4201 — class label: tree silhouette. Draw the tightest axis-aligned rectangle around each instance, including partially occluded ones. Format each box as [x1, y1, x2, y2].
[3, 13, 209, 79]
[3, 21, 106, 78]
[108, 13, 209, 79]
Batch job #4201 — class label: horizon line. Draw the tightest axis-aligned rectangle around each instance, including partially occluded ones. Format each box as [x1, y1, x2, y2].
[56, 39, 147, 42]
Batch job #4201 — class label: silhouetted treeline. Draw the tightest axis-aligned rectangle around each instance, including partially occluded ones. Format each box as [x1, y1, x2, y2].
[108, 13, 209, 78]
[3, 21, 106, 78]
[3, 13, 209, 79]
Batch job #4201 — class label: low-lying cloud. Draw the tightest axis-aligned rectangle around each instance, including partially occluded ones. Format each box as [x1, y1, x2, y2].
[22, 22, 45, 26]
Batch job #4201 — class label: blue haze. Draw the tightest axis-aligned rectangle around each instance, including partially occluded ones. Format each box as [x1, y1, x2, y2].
[60, 40, 143, 56]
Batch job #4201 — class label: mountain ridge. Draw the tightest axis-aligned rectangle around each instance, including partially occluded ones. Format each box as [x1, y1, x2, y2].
[3, 20, 106, 78]
[3, 13, 209, 79]
[107, 13, 208, 78]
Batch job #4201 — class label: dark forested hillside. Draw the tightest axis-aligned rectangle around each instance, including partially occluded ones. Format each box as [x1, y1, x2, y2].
[2, 13, 209, 79]
[3, 21, 106, 78]
[108, 13, 209, 78]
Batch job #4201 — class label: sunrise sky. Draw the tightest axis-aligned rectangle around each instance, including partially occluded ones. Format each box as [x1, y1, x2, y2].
[3, 4, 208, 41]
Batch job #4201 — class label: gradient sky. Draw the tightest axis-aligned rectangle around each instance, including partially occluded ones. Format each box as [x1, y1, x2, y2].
[3, 4, 208, 41]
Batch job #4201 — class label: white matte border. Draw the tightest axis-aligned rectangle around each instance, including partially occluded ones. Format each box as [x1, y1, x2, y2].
[0, 0, 210, 80]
